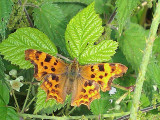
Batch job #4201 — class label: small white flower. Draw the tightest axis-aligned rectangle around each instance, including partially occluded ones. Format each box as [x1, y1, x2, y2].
[10, 79, 23, 92]
[153, 85, 157, 91]
[109, 87, 117, 95]
[9, 69, 17, 77]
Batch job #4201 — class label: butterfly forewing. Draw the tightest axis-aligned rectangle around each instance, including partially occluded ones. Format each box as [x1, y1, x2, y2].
[79, 63, 128, 92]
[25, 49, 68, 80]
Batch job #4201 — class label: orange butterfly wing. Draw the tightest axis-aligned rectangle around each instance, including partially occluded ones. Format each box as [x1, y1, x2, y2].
[25, 49, 68, 103]
[71, 77, 100, 108]
[79, 63, 128, 92]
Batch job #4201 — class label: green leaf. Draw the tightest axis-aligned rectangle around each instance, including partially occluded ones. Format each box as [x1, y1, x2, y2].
[79, 40, 118, 64]
[33, 3, 68, 56]
[0, 0, 13, 39]
[116, 0, 139, 34]
[140, 94, 150, 107]
[0, 107, 19, 120]
[0, 56, 5, 80]
[0, 81, 9, 105]
[34, 87, 69, 114]
[65, 2, 104, 59]
[58, 3, 85, 23]
[0, 27, 57, 69]
[90, 92, 111, 115]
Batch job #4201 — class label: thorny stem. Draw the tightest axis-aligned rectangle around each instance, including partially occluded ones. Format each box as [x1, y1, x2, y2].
[129, 0, 160, 119]
[21, 78, 34, 113]
[18, 112, 130, 120]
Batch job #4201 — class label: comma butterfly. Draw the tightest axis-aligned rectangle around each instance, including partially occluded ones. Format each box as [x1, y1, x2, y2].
[25, 49, 127, 108]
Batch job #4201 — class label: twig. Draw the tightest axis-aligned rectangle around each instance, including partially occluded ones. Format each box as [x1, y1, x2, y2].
[56, 53, 72, 63]
[18, 0, 34, 27]
[116, 103, 160, 120]
[108, 8, 117, 24]
[129, 1, 160, 119]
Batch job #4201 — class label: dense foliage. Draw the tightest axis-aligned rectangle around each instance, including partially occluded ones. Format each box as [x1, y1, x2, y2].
[0, 0, 160, 119]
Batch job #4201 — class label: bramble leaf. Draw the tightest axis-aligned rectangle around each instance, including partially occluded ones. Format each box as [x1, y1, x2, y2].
[0, 0, 13, 39]
[0, 107, 19, 120]
[33, 3, 68, 56]
[34, 87, 69, 114]
[116, 0, 139, 34]
[0, 81, 9, 105]
[79, 40, 118, 64]
[0, 56, 5, 80]
[90, 92, 111, 115]
[0, 27, 57, 69]
[65, 2, 104, 60]
[58, 3, 84, 23]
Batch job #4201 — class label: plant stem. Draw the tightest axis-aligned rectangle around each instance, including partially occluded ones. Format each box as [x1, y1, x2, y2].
[18, 112, 129, 120]
[129, 1, 160, 119]
[12, 89, 20, 112]
[25, 96, 36, 111]
[21, 78, 34, 113]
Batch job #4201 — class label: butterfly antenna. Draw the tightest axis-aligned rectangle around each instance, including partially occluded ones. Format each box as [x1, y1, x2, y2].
[56, 53, 72, 63]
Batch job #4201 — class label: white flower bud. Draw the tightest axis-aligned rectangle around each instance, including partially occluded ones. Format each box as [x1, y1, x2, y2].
[9, 69, 17, 77]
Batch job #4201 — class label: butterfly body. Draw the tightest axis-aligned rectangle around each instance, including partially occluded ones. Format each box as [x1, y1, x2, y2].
[25, 49, 127, 108]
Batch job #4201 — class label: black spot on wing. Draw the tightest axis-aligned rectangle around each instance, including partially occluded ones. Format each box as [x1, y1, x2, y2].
[44, 66, 48, 69]
[35, 51, 42, 60]
[99, 75, 103, 79]
[105, 73, 108, 76]
[45, 54, 52, 62]
[36, 51, 42, 54]
[35, 55, 39, 60]
[98, 64, 105, 71]
[41, 62, 43, 66]
[91, 66, 94, 72]
[81, 89, 86, 93]
[91, 74, 95, 78]
[88, 80, 93, 86]
[55, 84, 59, 88]
[56, 60, 58, 63]
[51, 67, 56, 72]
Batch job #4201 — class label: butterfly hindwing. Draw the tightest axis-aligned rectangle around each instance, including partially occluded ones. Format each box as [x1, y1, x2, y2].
[41, 73, 68, 103]
[25, 49, 68, 81]
[79, 63, 128, 92]
[71, 76, 100, 108]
